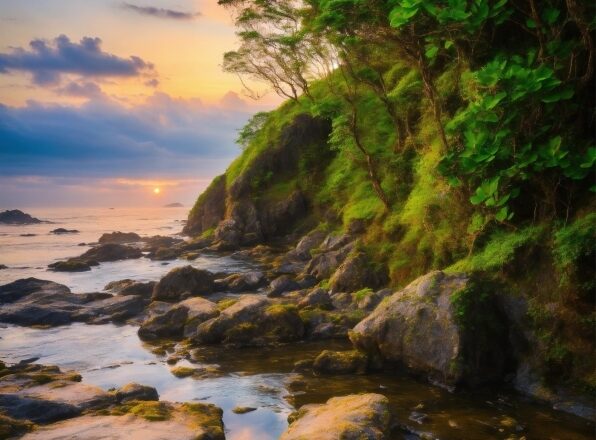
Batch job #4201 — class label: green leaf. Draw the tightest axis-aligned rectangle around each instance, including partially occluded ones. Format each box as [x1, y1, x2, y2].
[542, 7, 560, 25]
[542, 87, 574, 103]
[495, 206, 509, 222]
[425, 45, 439, 59]
[470, 187, 487, 205]
[526, 18, 536, 29]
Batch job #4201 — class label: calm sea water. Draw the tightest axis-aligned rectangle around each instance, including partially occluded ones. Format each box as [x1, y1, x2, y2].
[0, 206, 250, 292]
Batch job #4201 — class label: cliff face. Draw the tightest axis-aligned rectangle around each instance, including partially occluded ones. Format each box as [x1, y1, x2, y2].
[184, 114, 332, 246]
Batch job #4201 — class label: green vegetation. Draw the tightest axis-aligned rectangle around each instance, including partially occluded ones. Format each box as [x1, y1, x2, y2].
[185, 0, 594, 395]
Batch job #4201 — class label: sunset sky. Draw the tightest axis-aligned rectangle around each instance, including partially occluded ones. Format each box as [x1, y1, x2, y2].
[0, 0, 279, 207]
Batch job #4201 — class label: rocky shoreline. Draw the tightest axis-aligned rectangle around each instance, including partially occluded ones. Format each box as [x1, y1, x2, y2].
[0, 229, 594, 438]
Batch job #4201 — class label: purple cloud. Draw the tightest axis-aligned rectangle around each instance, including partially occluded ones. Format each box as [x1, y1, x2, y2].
[121, 3, 201, 20]
[0, 35, 154, 86]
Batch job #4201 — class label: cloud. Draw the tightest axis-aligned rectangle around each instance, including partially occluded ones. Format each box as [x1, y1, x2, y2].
[121, 3, 201, 20]
[56, 81, 104, 98]
[0, 35, 154, 86]
[0, 92, 254, 181]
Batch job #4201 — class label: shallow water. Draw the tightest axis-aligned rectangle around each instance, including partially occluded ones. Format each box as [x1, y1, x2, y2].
[0, 208, 594, 439]
[0, 323, 593, 440]
[0, 207, 254, 292]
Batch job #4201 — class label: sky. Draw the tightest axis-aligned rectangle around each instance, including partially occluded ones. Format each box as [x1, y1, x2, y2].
[0, 0, 279, 207]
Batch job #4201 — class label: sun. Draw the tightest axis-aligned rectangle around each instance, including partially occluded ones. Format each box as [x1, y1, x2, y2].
[153, 187, 160, 195]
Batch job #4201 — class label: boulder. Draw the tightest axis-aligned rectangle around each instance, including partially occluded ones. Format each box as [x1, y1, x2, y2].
[350, 271, 509, 387]
[305, 242, 354, 280]
[0, 210, 43, 225]
[48, 260, 91, 272]
[214, 271, 266, 293]
[329, 252, 388, 293]
[267, 275, 300, 298]
[298, 288, 332, 309]
[138, 297, 218, 340]
[356, 288, 393, 311]
[281, 394, 391, 440]
[98, 232, 141, 244]
[286, 230, 327, 261]
[195, 295, 304, 345]
[78, 244, 142, 262]
[313, 350, 368, 375]
[151, 247, 179, 261]
[0, 278, 147, 326]
[115, 383, 159, 403]
[142, 235, 184, 251]
[152, 266, 215, 302]
[0, 395, 80, 424]
[105, 279, 156, 298]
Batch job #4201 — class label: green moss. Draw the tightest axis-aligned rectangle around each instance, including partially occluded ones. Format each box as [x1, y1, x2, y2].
[265, 303, 298, 317]
[217, 298, 238, 311]
[115, 401, 172, 421]
[447, 226, 542, 273]
[170, 366, 196, 378]
[181, 402, 224, 439]
[353, 288, 373, 302]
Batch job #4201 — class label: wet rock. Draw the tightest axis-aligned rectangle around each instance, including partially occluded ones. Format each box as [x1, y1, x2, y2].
[313, 350, 368, 375]
[0, 264, 7, 270]
[0, 210, 43, 225]
[350, 271, 509, 387]
[98, 231, 142, 244]
[0, 278, 147, 326]
[151, 247, 180, 261]
[115, 383, 159, 403]
[281, 393, 391, 440]
[0, 395, 81, 424]
[139, 297, 218, 340]
[298, 288, 332, 309]
[78, 243, 142, 262]
[267, 275, 300, 298]
[214, 271, 266, 293]
[329, 252, 388, 293]
[293, 359, 313, 372]
[152, 265, 215, 302]
[195, 295, 304, 345]
[48, 260, 91, 272]
[21, 402, 225, 440]
[311, 322, 348, 339]
[50, 228, 79, 234]
[143, 235, 184, 252]
[105, 279, 156, 298]
[232, 406, 257, 414]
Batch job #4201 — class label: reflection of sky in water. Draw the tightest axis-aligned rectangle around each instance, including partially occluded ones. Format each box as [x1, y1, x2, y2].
[0, 324, 290, 440]
[0, 206, 255, 293]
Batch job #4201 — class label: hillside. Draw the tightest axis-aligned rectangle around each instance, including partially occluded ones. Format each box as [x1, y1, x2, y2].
[186, 0, 595, 412]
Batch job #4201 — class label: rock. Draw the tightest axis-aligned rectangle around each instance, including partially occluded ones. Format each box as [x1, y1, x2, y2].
[78, 243, 142, 262]
[0, 278, 70, 304]
[105, 279, 156, 298]
[232, 406, 257, 414]
[311, 322, 348, 339]
[138, 297, 218, 340]
[195, 295, 304, 345]
[313, 350, 368, 375]
[152, 266, 215, 302]
[298, 288, 332, 309]
[50, 228, 79, 234]
[305, 242, 354, 279]
[164, 202, 184, 208]
[0, 210, 43, 225]
[350, 271, 509, 387]
[151, 247, 179, 261]
[48, 260, 91, 272]
[287, 229, 327, 261]
[0, 394, 81, 424]
[281, 394, 391, 440]
[357, 288, 393, 311]
[214, 271, 266, 293]
[20, 234, 37, 237]
[0, 264, 7, 270]
[183, 174, 227, 236]
[21, 402, 225, 440]
[98, 231, 142, 244]
[143, 235, 184, 251]
[0, 278, 147, 326]
[267, 275, 300, 298]
[115, 383, 159, 403]
[329, 252, 388, 293]
[295, 274, 318, 289]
